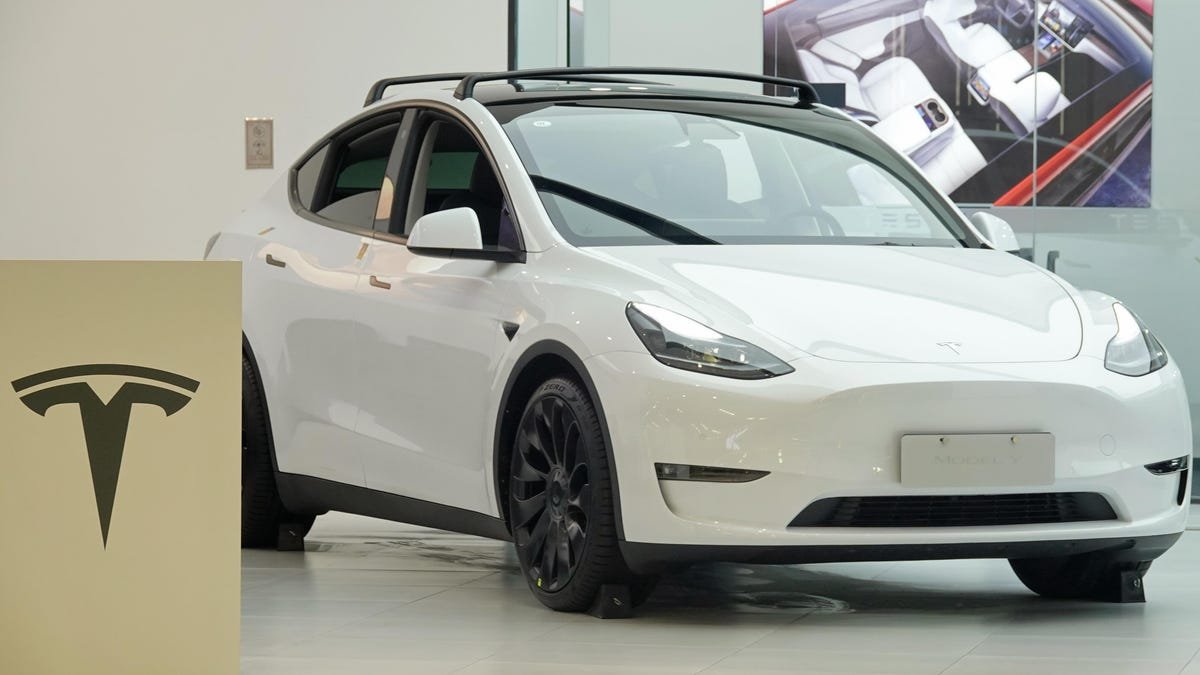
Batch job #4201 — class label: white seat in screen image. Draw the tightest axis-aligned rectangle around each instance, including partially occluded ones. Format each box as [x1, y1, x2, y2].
[794, 7, 986, 195]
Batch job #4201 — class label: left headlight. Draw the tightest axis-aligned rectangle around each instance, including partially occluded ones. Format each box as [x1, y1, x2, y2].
[1105, 303, 1168, 376]
[625, 302, 794, 380]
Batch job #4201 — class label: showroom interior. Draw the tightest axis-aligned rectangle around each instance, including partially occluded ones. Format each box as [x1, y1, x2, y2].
[3, 0, 1200, 673]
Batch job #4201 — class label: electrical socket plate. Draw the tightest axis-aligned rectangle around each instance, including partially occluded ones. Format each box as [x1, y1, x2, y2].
[245, 117, 273, 169]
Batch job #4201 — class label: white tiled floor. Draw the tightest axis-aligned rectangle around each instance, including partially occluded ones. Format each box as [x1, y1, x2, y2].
[243, 508, 1200, 674]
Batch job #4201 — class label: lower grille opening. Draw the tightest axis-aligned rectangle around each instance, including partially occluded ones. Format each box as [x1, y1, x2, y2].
[789, 492, 1117, 528]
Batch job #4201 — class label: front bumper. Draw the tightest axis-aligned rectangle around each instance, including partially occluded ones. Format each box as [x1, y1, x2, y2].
[586, 351, 1191, 557]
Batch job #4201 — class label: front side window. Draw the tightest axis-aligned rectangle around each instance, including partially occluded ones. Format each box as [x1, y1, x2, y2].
[497, 102, 971, 247]
[400, 118, 518, 249]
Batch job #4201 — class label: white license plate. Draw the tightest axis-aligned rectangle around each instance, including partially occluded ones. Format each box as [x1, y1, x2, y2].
[900, 433, 1054, 488]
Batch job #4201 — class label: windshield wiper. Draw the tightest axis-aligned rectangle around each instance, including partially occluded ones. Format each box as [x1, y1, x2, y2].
[529, 175, 719, 245]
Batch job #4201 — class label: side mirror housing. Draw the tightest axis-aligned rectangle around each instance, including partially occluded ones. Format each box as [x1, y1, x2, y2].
[408, 207, 483, 251]
[970, 211, 1020, 253]
[406, 208, 526, 263]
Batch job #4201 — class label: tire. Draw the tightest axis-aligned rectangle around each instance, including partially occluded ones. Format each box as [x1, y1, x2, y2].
[242, 355, 313, 548]
[1010, 554, 1152, 600]
[508, 375, 654, 611]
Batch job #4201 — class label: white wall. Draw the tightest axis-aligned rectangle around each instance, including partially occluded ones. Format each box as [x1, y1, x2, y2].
[0, 0, 508, 260]
[514, 0, 761, 76]
[514, 0, 567, 68]
[598, 0, 761, 72]
[1147, 0, 1200, 213]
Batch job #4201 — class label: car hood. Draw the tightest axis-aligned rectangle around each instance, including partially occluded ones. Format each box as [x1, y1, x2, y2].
[587, 245, 1082, 364]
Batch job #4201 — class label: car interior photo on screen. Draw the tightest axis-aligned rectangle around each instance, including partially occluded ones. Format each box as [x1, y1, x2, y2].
[207, 67, 1190, 614]
[764, 0, 1154, 207]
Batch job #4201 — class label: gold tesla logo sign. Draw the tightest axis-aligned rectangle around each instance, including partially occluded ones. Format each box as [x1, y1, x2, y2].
[12, 364, 199, 547]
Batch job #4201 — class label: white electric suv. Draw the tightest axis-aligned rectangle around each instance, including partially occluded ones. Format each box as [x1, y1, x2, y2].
[208, 68, 1191, 613]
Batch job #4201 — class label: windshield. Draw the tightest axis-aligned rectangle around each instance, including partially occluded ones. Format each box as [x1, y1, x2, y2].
[498, 102, 972, 247]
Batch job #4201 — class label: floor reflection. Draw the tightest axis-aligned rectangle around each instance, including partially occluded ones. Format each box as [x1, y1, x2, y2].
[241, 511, 1200, 674]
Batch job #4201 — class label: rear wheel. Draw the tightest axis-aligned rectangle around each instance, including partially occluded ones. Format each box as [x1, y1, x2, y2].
[242, 355, 313, 548]
[508, 376, 654, 611]
[1010, 553, 1152, 600]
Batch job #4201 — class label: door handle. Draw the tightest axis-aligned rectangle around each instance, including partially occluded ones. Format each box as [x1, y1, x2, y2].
[369, 275, 391, 290]
[265, 253, 286, 268]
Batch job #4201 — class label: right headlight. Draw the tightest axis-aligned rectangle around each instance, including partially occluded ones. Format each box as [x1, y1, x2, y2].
[1105, 303, 1167, 376]
[625, 302, 794, 380]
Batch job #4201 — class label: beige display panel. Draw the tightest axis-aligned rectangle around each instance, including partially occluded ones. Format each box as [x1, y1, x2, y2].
[0, 261, 241, 675]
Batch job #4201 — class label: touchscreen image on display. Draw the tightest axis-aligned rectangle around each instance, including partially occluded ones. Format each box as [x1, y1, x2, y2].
[764, 0, 1154, 207]
[1041, 1, 1094, 49]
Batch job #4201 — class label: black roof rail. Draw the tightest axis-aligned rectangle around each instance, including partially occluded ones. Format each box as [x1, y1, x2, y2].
[365, 72, 661, 107]
[451, 67, 821, 106]
[364, 73, 474, 107]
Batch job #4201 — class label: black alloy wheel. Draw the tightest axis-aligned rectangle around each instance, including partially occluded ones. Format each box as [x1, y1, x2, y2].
[509, 376, 655, 612]
[511, 391, 592, 593]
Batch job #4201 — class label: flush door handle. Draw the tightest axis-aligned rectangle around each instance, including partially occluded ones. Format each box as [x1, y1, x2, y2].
[265, 253, 286, 268]
[369, 275, 391, 290]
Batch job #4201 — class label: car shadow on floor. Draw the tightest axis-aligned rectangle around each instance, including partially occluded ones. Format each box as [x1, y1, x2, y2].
[641, 562, 1039, 616]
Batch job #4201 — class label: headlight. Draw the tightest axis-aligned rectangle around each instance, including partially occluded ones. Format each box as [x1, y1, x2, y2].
[625, 302, 793, 380]
[1105, 303, 1167, 376]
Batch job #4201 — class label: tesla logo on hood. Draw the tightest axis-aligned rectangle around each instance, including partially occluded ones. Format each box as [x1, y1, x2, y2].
[936, 341, 963, 355]
[12, 364, 199, 548]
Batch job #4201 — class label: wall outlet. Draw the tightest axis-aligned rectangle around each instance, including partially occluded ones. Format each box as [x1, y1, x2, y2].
[245, 118, 274, 169]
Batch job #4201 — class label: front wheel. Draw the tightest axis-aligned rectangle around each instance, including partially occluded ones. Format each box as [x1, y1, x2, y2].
[1010, 554, 1152, 600]
[508, 376, 653, 611]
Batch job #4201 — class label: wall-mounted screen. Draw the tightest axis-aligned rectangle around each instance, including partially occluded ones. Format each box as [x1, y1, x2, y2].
[764, 0, 1154, 207]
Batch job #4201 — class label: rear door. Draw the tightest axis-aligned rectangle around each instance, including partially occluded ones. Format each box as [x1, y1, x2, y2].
[247, 111, 405, 486]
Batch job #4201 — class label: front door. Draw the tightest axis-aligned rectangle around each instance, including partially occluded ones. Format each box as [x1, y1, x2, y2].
[353, 111, 523, 513]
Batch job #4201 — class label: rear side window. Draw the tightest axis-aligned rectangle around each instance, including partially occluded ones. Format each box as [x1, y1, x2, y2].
[294, 144, 328, 210]
[335, 157, 387, 190]
[292, 118, 401, 231]
[316, 123, 400, 229]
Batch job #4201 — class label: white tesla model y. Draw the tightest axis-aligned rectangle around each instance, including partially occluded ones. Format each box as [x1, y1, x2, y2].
[208, 69, 1191, 613]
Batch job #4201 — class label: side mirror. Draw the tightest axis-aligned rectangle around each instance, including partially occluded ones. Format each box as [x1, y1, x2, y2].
[407, 207, 526, 263]
[407, 207, 483, 252]
[970, 211, 1020, 253]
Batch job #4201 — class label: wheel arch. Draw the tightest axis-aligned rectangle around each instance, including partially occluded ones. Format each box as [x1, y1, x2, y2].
[241, 333, 281, 474]
[493, 340, 625, 539]
[243, 333, 329, 520]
